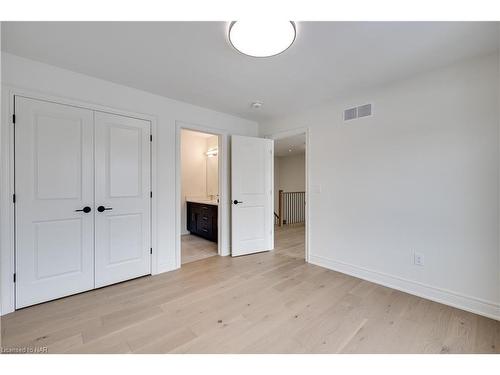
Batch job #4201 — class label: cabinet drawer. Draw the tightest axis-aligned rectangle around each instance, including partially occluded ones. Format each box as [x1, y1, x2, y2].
[199, 218, 209, 230]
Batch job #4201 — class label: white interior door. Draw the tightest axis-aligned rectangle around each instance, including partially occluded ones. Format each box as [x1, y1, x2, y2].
[15, 97, 95, 308]
[94, 112, 151, 287]
[231, 135, 274, 256]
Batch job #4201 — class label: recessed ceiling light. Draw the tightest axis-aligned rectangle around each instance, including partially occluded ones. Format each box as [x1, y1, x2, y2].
[228, 21, 296, 58]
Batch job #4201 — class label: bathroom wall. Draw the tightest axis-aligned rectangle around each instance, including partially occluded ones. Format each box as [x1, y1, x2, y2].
[206, 135, 219, 197]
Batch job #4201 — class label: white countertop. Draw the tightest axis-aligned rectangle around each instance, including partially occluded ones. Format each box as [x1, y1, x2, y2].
[186, 198, 218, 206]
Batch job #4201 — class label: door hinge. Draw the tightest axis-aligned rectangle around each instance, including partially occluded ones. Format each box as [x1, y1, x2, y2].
[150, 134, 153, 142]
[150, 191, 152, 198]
[13, 273, 16, 283]
[150, 248, 153, 254]
[12, 194, 16, 204]
[12, 114, 16, 124]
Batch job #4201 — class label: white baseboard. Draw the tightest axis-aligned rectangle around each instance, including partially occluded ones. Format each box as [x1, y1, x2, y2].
[309, 254, 500, 321]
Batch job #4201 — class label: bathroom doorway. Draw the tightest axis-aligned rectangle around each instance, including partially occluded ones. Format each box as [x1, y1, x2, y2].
[180, 129, 221, 264]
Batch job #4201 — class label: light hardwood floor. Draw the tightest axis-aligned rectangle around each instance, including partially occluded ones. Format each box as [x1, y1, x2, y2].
[1, 224, 499, 353]
[181, 234, 218, 265]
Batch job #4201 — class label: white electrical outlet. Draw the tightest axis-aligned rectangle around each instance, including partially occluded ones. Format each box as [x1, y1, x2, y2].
[413, 252, 424, 266]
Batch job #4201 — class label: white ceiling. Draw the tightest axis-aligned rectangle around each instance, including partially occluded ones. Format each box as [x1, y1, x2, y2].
[275, 133, 306, 157]
[2, 22, 498, 122]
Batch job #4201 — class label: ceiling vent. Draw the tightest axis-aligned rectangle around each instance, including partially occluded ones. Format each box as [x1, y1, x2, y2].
[344, 103, 372, 121]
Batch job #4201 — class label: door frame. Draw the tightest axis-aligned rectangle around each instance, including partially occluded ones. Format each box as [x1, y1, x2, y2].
[0, 86, 158, 315]
[265, 127, 311, 263]
[175, 121, 229, 267]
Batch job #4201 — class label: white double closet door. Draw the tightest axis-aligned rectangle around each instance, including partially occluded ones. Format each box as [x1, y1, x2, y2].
[15, 97, 151, 308]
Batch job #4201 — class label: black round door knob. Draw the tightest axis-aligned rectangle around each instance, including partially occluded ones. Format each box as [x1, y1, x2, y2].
[75, 206, 91, 213]
[97, 206, 113, 212]
[233, 200, 243, 205]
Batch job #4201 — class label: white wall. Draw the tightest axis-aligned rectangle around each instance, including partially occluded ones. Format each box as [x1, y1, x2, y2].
[277, 154, 305, 192]
[0, 52, 257, 314]
[274, 153, 306, 212]
[261, 53, 500, 319]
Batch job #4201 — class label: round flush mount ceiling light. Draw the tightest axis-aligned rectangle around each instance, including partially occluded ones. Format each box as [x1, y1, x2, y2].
[228, 21, 296, 58]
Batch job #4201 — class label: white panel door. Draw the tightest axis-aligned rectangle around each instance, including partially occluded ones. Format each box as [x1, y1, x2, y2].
[94, 112, 151, 287]
[15, 97, 95, 308]
[231, 135, 274, 256]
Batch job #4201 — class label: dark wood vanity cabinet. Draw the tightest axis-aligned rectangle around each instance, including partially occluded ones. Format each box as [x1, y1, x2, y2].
[187, 202, 218, 242]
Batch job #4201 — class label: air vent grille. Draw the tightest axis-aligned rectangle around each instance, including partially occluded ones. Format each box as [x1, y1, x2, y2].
[357, 104, 372, 118]
[343, 103, 373, 121]
[344, 107, 357, 121]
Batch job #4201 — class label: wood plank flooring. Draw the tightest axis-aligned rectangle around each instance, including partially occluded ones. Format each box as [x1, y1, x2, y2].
[1, 224, 499, 353]
[181, 234, 218, 265]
